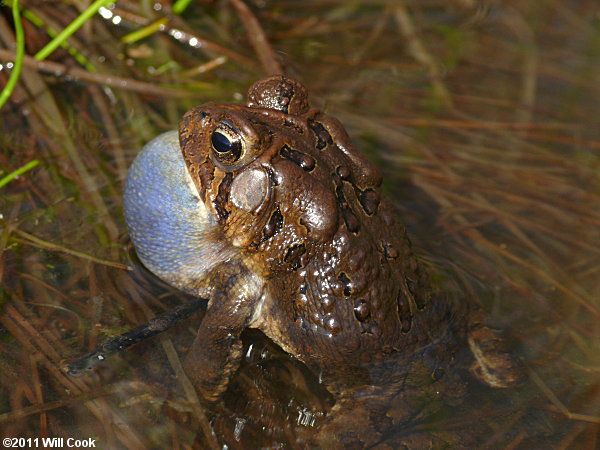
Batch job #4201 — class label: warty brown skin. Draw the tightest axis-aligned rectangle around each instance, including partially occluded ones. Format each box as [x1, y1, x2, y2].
[158, 76, 520, 446]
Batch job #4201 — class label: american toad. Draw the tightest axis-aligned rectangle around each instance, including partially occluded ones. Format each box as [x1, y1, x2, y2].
[123, 76, 521, 447]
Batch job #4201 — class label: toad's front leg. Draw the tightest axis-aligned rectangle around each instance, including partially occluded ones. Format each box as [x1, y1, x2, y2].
[184, 262, 264, 402]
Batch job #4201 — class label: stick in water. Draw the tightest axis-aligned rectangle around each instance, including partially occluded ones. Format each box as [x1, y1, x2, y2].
[66, 297, 207, 375]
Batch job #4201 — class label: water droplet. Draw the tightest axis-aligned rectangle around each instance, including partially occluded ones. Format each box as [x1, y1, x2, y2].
[324, 314, 340, 334]
[98, 7, 113, 19]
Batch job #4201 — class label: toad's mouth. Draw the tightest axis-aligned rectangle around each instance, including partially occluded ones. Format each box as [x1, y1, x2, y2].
[123, 130, 231, 295]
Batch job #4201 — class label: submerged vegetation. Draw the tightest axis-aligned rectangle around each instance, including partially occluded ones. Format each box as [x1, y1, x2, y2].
[0, 0, 598, 447]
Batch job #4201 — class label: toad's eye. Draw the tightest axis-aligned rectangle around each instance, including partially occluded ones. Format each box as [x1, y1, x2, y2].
[211, 121, 244, 165]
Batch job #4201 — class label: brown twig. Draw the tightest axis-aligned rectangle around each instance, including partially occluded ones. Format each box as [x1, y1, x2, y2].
[111, 5, 258, 68]
[1, 304, 149, 448]
[0, 49, 210, 98]
[10, 229, 131, 271]
[393, 2, 452, 108]
[229, 0, 283, 75]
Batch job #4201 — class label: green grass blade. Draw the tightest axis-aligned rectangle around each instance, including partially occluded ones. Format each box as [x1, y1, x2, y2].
[0, 160, 41, 189]
[22, 9, 96, 72]
[173, 0, 193, 15]
[33, 0, 113, 61]
[121, 17, 169, 44]
[0, 0, 25, 110]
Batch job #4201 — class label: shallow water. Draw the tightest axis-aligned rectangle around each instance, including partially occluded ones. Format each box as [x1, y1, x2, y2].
[1, 0, 598, 448]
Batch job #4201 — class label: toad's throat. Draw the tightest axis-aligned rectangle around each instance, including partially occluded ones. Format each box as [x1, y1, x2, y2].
[123, 131, 231, 295]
